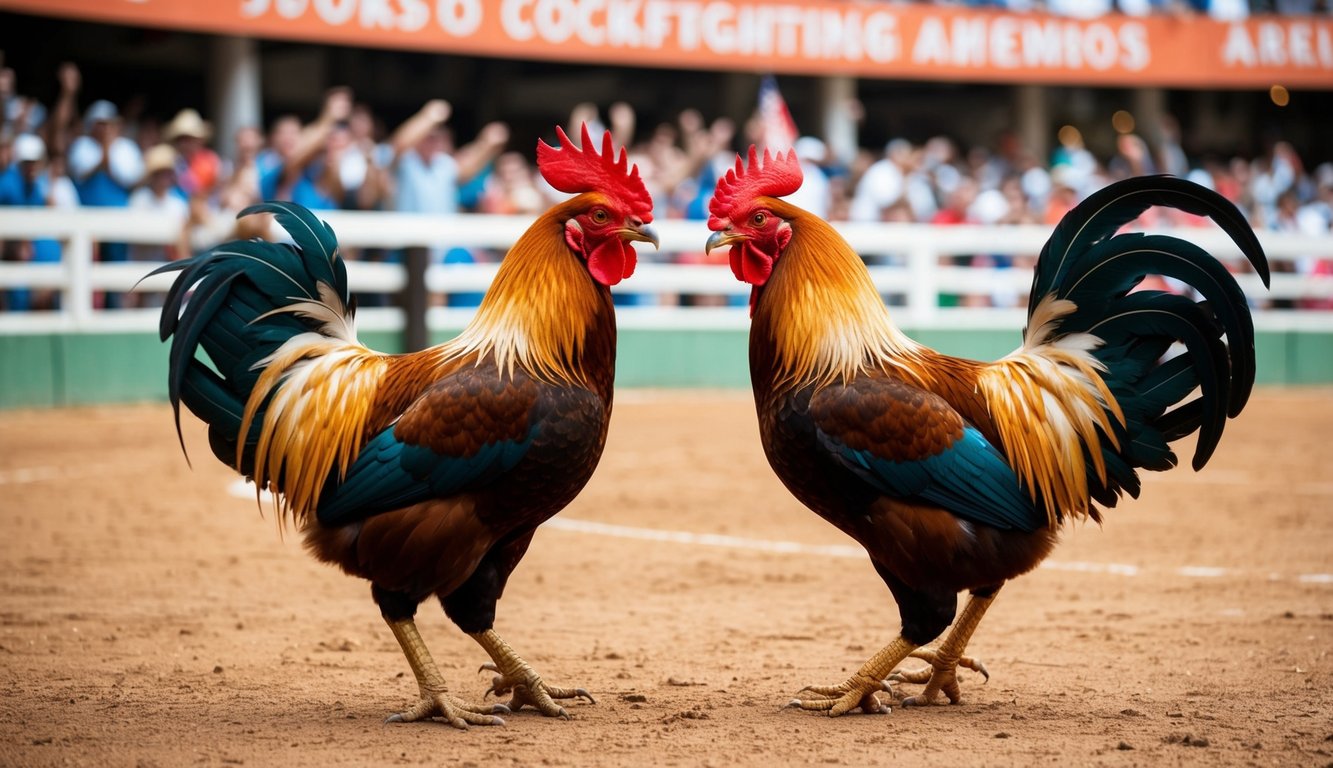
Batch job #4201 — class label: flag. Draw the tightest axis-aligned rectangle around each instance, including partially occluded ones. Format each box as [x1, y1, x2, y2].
[756, 75, 798, 155]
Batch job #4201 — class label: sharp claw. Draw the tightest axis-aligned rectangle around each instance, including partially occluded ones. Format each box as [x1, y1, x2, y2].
[491, 704, 511, 715]
[384, 713, 403, 724]
[785, 698, 803, 709]
[478, 662, 498, 675]
[556, 707, 570, 720]
[575, 688, 596, 704]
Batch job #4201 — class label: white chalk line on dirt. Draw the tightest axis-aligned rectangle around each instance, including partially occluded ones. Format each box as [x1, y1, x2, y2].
[215, 478, 1333, 586]
[541, 518, 1333, 587]
[0, 466, 64, 485]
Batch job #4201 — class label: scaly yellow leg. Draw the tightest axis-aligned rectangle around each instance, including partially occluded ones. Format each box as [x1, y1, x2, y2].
[472, 629, 594, 719]
[788, 635, 917, 716]
[890, 591, 996, 706]
[384, 618, 507, 729]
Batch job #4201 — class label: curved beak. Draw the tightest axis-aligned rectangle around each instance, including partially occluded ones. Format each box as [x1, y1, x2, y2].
[620, 223, 660, 250]
[705, 229, 746, 255]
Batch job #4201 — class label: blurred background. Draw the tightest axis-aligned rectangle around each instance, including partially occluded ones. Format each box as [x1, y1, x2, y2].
[1, 0, 1330, 406]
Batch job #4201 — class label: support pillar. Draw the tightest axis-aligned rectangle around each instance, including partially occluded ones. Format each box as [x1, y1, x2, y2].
[208, 36, 262, 162]
[1013, 84, 1048, 163]
[819, 75, 858, 170]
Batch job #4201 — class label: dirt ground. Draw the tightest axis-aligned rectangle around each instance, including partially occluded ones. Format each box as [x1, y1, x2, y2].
[1, 389, 1330, 767]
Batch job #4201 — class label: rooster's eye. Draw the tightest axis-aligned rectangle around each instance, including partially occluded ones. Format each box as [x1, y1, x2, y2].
[752, 212, 767, 227]
[591, 209, 609, 224]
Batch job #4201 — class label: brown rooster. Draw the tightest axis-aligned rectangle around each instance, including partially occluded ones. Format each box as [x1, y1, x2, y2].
[705, 147, 1268, 716]
[152, 125, 657, 728]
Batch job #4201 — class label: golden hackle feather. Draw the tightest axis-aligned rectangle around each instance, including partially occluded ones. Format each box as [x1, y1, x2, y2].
[976, 295, 1125, 527]
[756, 200, 926, 389]
[441, 197, 605, 387]
[237, 197, 603, 527]
[239, 336, 392, 526]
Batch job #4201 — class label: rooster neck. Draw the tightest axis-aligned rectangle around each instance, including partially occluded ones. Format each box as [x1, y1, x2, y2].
[750, 211, 925, 393]
[440, 206, 616, 399]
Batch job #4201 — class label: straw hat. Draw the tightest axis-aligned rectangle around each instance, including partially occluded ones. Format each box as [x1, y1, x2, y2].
[164, 108, 212, 141]
[144, 143, 179, 175]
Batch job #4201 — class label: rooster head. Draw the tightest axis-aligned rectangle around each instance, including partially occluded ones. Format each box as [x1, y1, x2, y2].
[537, 124, 658, 286]
[704, 145, 803, 287]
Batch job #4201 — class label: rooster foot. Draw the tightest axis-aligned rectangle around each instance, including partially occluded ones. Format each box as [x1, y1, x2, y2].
[479, 662, 595, 719]
[888, 647, 989, 706]
[385, 687, 509, 729]
[786, 674, 893, 717]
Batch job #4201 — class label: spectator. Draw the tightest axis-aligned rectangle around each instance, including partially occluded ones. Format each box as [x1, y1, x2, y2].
[0, 66, 46, 138]
[391, 99, 507, 220]
[479, 151, 545, 216]
[67, 99, 143, 308]
[388, 99, 508, 306]
[342, 101, 394, 211]
[256, 113, 301, 201]
[786, 136, 831, 220]
[850, 140, 906, 223]
[128, 144, 189, 262]
[163, 108, 221, 201]
[0, 134, 78, 311]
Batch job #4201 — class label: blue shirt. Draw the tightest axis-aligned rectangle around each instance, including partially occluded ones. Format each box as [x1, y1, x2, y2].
[0, 166, 62, 265]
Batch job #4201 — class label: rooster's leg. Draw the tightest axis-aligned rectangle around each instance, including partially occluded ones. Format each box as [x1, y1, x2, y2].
[471, 629, 595, 718]
[788, 635, 916, 716]
[384, 618, 508, 729]
[889, 590, 997, 706]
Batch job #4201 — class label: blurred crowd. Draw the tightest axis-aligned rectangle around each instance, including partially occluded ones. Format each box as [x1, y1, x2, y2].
[2, 61, 1330, 313]
[944, 0, 1330, 19]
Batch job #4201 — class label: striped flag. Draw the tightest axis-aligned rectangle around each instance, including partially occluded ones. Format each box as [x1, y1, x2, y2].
[756, 75, 798, 154]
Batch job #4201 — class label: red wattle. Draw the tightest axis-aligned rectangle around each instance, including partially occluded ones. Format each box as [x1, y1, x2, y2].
[731, 241, 773, 286]
[587, 240, 635, 286]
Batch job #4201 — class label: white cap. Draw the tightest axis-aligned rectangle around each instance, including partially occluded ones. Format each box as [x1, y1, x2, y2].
[13, 133, 45, 162]
[794, 136, 826, 163]
[85, 99, 119, 126]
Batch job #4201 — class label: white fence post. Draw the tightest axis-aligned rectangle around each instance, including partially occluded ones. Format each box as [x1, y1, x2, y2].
[66, 229, 95, 330]
[906, 245, 938, 328]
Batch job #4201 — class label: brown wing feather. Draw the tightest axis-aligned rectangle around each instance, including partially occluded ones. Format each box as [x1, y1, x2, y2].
[809, 375, 965, 462]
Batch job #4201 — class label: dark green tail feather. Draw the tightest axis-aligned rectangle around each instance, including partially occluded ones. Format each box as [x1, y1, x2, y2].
[1027, 175, 1268, 512]
[150, 203, 352, 472]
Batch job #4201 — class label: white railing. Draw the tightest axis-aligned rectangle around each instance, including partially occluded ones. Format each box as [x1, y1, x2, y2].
[1, 207, 1331, 336]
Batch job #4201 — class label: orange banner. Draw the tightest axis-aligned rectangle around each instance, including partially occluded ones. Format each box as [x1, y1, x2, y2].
[4, 0, 1332, 88]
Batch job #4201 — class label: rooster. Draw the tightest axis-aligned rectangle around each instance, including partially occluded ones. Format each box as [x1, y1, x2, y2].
[705, 148, 1268, 717]
[151, 125, 657, 728]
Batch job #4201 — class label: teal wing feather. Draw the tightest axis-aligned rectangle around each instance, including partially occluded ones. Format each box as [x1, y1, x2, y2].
[806, 378, 1043, 533]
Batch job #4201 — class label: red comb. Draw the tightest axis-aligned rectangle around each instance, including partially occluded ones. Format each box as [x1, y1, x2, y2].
[708, 145, 803, 229]
[537, 124, 653, 222]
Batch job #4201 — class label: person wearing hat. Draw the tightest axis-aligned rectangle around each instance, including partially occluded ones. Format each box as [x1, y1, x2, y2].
[0, 133, 79, 311]
[784, 136, 831, 220]
[128, 143, 189, 271]
[67, 99, 144, 307]
[164, 108, 219, 199]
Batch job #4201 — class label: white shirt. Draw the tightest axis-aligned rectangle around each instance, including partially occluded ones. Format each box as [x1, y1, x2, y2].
[68, 135, 144, 189]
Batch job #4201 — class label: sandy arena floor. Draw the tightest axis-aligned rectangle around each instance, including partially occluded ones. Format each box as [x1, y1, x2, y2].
[1, 389, 1330, 767]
